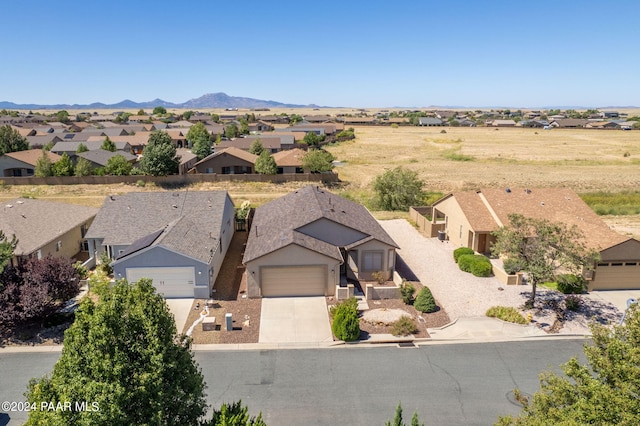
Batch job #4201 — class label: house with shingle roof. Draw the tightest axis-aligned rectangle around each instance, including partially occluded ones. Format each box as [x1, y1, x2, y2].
[0, 198, 97, 265]
[425, 188, 640, 290]
[76, 149, 137, 169]
[191, 147, 257, 174]
[272, 148, 307, 173]
[85, 190, 235, 298]
[243, 186, 398, 298]
[0, 149, 62, 177]
[217, 135, 293, 153]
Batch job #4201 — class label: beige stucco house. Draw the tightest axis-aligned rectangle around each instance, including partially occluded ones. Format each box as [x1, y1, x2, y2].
[243, 186, 398, 297]
[422, 188, 640, 290]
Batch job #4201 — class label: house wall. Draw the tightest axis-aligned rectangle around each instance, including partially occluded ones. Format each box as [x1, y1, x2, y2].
[297, 218, 367, 246]
[19, 218, 93, 260]
[113, 246, 210, 297]
[245, 244, 341, 298]
[193, 154, 254, 174]
[211, 195, 236, 288]
[433, 197, 475, 249]
[351, 239, 396, 281]
[0, 157, 33, 177]
[599, 239, 640, 262]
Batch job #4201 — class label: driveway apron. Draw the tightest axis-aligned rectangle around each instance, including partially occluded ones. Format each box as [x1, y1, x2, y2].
[259, 297, 333, 343]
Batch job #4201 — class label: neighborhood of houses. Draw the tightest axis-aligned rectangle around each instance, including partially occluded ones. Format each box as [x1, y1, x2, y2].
[2, 185, 639, 307]
[0, 107, 637, 180]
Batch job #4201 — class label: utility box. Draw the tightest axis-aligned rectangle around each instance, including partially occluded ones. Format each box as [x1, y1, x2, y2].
[225, 313, 233, 331]
[202, 317, 216, 331]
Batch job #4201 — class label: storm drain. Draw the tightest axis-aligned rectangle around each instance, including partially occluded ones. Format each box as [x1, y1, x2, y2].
[397, 341, 416, 348]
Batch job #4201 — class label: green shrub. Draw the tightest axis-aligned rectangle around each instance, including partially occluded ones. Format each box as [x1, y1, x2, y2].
[371, 270, 386, 284]
[136, 179, 145, 187]
[503, 257, 525, 275]
[331, 298, 360, 341]
[399, 281, 415, 305]
[458, 254, 492, 277]
[556, 274, 586, 294]
[391, 316, 418, 336]
[453, 247, 474, 263]
[564, 295, 582, 311]
[414, 287, 437, 313]
[72, 261, 89, 280]
[486, 306, 528, 324]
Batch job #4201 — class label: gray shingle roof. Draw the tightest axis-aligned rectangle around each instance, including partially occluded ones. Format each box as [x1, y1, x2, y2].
[87, 191, 231, 263]
[77, 149, 137, 167]
[243, 186, 397, 263]
[0, 198, 98, 256]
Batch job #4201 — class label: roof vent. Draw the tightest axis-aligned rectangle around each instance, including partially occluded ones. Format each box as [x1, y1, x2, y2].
[109, 196, 115, 201]
[525, 189, 531, 194]
[505, 188, 511, 193]
[16, 200, 23, 204]
[21, 214, 26, 218]
[541, 201, 545, 206]
[5, 204, 12, 208]
[172, 204, 178, 208]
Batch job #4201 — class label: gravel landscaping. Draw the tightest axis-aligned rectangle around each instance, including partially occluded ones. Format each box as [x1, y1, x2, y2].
[380, 219, 623, 335]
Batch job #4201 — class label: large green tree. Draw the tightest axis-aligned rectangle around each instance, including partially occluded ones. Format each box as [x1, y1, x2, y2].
[491, 214, 599, 308]
[0, 124, 29, 155]
[74, 157, 93, 176]
[497, 304, 640, 425]
[187, 122, 212, 160]
[373, 167, 425, 211]
[55, 110, 70, 123]
[153, 106, 167, 115]
[302, 149, 335, 172]
[225, 123, 239, 139]
[302, 131, 323, 147]
[104, 154, 133, 176]
[254, 150, 277, 175]
[248, 139, 264, 155]
[139, 130, 179, 176]
[25, 279, 207, 425]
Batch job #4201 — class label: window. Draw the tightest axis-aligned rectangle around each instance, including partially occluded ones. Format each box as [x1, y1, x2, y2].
[388, 250, 395, 271]
[363, 251, 383, 271]
[459, 225, 463, 239]
[55, 241, 62, 252]
[205, 167, 213, 174]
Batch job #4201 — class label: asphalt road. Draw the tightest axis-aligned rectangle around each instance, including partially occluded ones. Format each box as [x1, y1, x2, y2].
[0, 339, 588, 425]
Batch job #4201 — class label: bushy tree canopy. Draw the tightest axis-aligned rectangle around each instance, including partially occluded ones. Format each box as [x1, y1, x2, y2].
[152, 106, 167, 115]
[140, 130, 179, 176]
[225, 123, 239, 139]
[52, 153, 74, 176]
[25, 279, 207, 425]
[249, 139, 264, 156]
[373, 167, 425, 211]
[0, 124, 29, 155]
[187, 122, 212, 160]
[497, 304, 640, 425]
[35, 150, 54, 177]
[491, 214, 599, 307]
[104, 154, 133, 175]
[303, 149, 335, 172]
[255, 150, 277, 175]
[100, 137, 116, 152]
[74, 157, 93, 176]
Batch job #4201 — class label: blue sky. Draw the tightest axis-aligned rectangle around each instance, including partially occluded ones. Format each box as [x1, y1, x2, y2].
[2, 0, 639, 108]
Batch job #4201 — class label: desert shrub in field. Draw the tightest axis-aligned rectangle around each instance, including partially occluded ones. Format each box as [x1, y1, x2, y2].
[331, 297, 360, 341]
[414, 287, 437, 313]
[399, 281, 415, 305]
[453, 247, 474, 263]
[503, 257, 525, 275]
[391, 316, 418, 336]
[557, 274, 587, 294]
[564, 295, 583, 312]
[486, 306, 528, 324]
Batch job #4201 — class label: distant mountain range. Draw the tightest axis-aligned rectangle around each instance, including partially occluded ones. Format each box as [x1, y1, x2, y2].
[0, 92, 323, 110]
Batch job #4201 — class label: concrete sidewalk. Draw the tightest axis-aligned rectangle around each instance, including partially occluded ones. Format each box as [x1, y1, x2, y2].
[426, 316, 562, 342]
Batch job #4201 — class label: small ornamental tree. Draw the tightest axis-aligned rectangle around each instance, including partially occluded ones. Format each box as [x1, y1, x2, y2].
[255, 150, 277, 175]
[74, 157, 93, 176]
[25, 278, 208, 425]
[208, 400, 266, 426]
[100, 136, 117, 152]
[373, 166, 425, 211]
[75, 142, 89, 153]
[225, 123, 239, 139]
[303, 131, 323, 147]
[187, 122, 212, 160]
[414, 287, 437, 313]
[331, 297, 360, 341]
[491, 214, 599, 308]
[303, 149, 335, 172]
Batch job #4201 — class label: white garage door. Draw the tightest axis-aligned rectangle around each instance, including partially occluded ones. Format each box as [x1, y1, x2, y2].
[126, 267, 196, 298]
[261, 266, 326, 297]
[591, 262, 640, 290]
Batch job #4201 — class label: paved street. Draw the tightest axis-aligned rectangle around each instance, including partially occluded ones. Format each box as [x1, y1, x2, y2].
[1, 340, 587, 425]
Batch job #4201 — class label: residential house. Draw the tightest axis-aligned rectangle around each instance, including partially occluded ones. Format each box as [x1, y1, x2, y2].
[423, 188, 640, 290]
[0, 198, 97, 265]
[176, 148, 198, 175]
[0, 149, 61, 177]
[243, 186, 398, 297]
[217, 135, 293, 153]
[550, 119, 588, 128]
[192, 147, 256, 174]
[85, 191, 235, 298]
[256, 115, 290, 124]
[76, 149, 138, 170]
[339, 116, 377, 125]
[26, 134, 62, 149]
[585, 121, 620, 130]
[489, 119, 517, 127]
[272, 148, 307, 174]
[51, 140, 133, 157]
[418, 117, 443, 126]
[434, 110, 456, 120]
[248, 121, 274, 132]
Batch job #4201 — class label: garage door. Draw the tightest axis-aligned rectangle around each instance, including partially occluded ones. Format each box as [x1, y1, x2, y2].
[591, 262, 640, 290]
[261, 266, 326, 297]
[126, 267, 196, 298]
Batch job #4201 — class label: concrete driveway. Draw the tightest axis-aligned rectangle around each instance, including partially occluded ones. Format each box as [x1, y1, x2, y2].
[165, 298, 194, 334]
[588, 290, 640, 313]
[259, 297, 333, 344]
